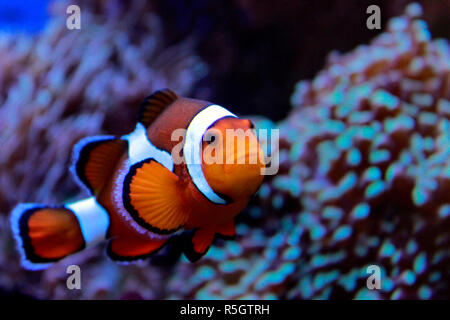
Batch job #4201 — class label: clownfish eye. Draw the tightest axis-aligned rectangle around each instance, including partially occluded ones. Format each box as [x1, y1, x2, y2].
[204, 130, 218, 145]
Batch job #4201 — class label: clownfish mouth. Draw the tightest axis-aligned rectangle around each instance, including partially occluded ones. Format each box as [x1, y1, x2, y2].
[232, 150, 264, 166]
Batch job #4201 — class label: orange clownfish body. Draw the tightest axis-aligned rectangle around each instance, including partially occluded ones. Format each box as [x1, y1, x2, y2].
[10, 89, 265, 269]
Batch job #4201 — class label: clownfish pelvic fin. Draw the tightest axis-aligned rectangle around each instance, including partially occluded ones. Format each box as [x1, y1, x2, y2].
[183, 220, 236, 262]
[183, 226, 215, 262]
[215, 220, 236, 240]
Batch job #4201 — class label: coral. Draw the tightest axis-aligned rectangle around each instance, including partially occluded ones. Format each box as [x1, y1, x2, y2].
[0, 0, 204, 299]
[167, 3, 450, 299]
[0, 0, 205, 209]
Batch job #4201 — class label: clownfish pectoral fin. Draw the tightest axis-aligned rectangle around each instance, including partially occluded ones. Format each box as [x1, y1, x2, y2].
[138, 88, 178, 127]
[72, 136, 127, 195]
[106, 235, 167, 262]
[183, 226, 216, 262]
[10, 203, 86, 270]
[215, 220, 236, 240]
[123, 159, 189, 235]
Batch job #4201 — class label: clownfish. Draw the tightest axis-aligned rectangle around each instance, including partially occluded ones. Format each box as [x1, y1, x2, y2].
[10, 89, 265, 270]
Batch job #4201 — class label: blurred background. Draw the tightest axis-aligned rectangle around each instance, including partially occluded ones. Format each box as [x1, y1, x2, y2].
[0, 0, 449, 299]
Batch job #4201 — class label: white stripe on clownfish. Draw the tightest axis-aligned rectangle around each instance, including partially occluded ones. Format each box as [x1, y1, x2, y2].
[65, 197, 110, 247]
[184, 104, 237, 205]
[124, 123, 174, 172]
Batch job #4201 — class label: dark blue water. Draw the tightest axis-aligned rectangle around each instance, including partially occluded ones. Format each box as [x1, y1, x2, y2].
[0, 0, 49, 33]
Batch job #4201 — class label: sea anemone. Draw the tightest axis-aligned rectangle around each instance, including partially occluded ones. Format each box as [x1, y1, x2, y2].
[0, 0, 204, 298]
[167, 3, 450, 299]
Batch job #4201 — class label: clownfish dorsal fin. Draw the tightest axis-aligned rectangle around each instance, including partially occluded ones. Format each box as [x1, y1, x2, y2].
[123, 159, 190, 234]
[138, 88, 178, 127]
[72, 136, 127, 195]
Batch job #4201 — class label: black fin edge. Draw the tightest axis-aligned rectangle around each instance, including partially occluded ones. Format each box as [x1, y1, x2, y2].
[137, 88, 178, 126]
[182, 227, 238, 262]
[122, 159, 182, 235]
[105, 238, 167, 262]
[182, 229, 212, 263]
[18, 206, 86, 264]
[215, 232, 237, 241]
[73, 137, 120, 195]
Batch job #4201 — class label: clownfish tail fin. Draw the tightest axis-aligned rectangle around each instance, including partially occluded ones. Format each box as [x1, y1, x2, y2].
[10, 197, 110, 270]
[10, 203, 85, 270]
